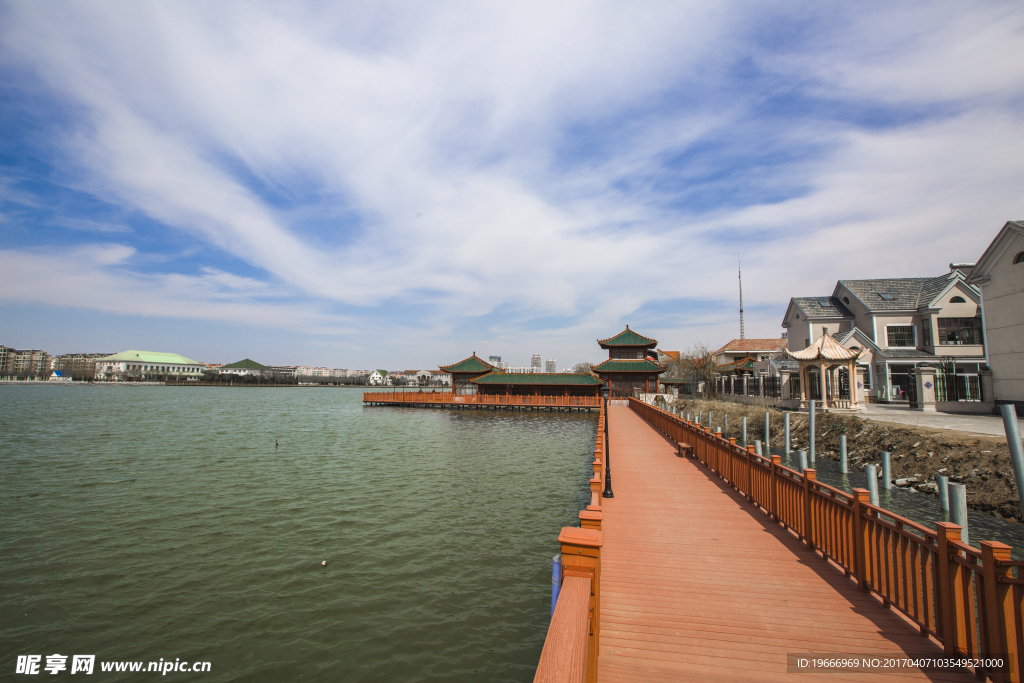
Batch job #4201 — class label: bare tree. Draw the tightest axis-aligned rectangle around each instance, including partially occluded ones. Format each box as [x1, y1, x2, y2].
[676, 340, 719, 398]
[571, 362, 594, 374]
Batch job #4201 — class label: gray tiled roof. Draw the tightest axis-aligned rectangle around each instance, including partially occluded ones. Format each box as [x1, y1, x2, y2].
[839, 272, 977, 311]
[792, 296, 853, 319]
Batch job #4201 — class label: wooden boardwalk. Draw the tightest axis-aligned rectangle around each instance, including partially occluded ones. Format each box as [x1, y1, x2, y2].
[596, 405, 974, 683]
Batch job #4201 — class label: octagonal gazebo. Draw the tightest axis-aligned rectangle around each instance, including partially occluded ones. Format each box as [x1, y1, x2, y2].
[788, 335, 861, 410]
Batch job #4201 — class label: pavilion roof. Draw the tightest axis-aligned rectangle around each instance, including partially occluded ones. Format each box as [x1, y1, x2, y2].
[597, 326, 657, 349]
[788, 335, 860, 361]
[592, 358, 666, 373]
[221, 358, 269, 370]
[439, 353, 498, 374]
[471, 372, 602, 386]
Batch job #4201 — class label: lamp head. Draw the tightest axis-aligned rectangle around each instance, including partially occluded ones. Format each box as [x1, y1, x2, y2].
[600, 383, 610, 400]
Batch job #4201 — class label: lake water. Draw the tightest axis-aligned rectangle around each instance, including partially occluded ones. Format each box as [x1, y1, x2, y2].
[0, 386, 596, 681]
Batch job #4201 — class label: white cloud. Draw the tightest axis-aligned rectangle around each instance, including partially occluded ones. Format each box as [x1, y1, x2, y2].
[0, 1, 1022, 363]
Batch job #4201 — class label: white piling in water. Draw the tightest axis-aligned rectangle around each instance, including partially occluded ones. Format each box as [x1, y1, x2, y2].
[839, 434, 847, 473]
[882, 451, 891, 490]
[936, 475, 949, 512]
[999, 404, 1024, 517]
[784, 412, 790, 455]
[808, 400, 816, 464]
[764, 411, 770, 451]
[798, 450, 807, 472]
[949, 483, 969, 546]
[865, 464, 879, 506]
[754, 440, 762, 456]
[742, 416, 747, 445]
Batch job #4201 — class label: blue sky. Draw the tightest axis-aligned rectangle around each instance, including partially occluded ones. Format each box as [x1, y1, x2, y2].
[1, 1, 1022, 369]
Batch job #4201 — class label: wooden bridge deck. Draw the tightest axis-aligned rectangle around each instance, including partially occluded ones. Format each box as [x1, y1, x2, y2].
[596, 405, 974, 683]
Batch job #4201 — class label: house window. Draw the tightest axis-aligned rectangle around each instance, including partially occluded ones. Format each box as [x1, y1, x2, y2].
[843, 296, 850, 304]
[921, 318, 932, 346]
[1014, 252, 1024, 264]
[862, 367, 872, 390]
[938, 317, 983, 345]
[886, 325, 916, 347]
[804, 339, 810, 348]
[949, 296, 966, 303]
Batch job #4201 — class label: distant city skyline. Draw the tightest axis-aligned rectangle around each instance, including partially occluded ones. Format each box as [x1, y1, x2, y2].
[1, 3, 1021, 367]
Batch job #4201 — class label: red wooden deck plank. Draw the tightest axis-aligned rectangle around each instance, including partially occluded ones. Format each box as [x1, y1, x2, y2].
[596, 405, 973, 683]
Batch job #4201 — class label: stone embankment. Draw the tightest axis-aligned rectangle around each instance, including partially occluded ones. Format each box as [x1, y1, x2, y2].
[672, 398, 1022, 522]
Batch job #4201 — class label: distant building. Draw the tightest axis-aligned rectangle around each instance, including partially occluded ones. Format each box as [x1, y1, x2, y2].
[967, 220, 1024, 406]
[545, 358, 557, 373]
[712, 339, 787, 366]
[488, 355, 502, 366]
[439, 353, 500, 394]
[221, 359, 270, 376]
[781, 265, 986, 403]
[504, 366, 541, 374]
[94, 350, 204, 380]
[531, 354, 542, 370]
[52, 352, 110, 380]
[0, 346, 52, 378]
[367, 370, 387, 386]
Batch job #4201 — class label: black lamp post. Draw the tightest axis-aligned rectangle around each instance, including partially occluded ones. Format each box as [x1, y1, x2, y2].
[601, 383, 613, 498]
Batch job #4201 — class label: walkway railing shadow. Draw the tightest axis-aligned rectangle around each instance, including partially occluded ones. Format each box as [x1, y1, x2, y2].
[629, 397, 1022, 682]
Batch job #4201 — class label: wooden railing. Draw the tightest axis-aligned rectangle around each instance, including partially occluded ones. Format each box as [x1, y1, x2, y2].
[534, 403, 605, 683]
[363, 392, 602, 408]
[628, 397, 1022, 682]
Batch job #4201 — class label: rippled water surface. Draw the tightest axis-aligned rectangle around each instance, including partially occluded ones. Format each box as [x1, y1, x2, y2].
[0, 386, 596, 681]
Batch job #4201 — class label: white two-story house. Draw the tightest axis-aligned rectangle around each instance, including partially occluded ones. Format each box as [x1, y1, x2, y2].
[782, 265, 987, 404]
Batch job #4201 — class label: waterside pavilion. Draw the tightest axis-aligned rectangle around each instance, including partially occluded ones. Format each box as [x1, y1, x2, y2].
[471, 372, 603, 397]
[592, 327, 666, 397]
[439, 353, 499, 394]
[788, 333, 862, 409]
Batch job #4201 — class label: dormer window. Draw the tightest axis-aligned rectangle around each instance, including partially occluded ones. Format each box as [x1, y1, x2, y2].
[877, 293, 894, 300]
[1014, 252, 1024, 264]
[949, 296, 966, 303]
[818, 300, 830, 307]
[843, 296, 850, 304]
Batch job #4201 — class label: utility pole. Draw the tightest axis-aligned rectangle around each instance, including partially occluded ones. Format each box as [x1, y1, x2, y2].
[738, 255, 745, 340]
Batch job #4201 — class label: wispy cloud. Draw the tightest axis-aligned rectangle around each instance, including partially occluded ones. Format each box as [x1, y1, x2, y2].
[0, 1, 1021, 365]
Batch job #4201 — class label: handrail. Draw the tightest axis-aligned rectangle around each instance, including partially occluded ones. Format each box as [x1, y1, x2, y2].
[627, 397, 1021, 681]
[534, 402, 605, 683]
[362, 391, 601, 407]
[534, 576, 592, 683]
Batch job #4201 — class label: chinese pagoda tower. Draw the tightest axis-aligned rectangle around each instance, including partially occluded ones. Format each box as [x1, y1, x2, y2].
[592, 326, 666, 397]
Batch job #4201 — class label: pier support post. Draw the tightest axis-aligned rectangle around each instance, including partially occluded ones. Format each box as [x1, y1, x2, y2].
[770, 454, 781, 521]
[784, 412, 790, 456]
[803, 469, 816, 548]
[808, 400, 815, 464]
[1000, 404, 1024, 518]
[881, 451, 891, 490]
[798, 450, 807, 472]
[980, 541, 1018, 682]
[764, 411, 770, 451]
[852, 488, 871, 591]
[935, 522, 962, 655]
[742, 417, 747, 446]
[866, 465, 879, 506]
[839, 434, 847, 473]
[937, 474, 949, 512]
[949, 483, 969, 546]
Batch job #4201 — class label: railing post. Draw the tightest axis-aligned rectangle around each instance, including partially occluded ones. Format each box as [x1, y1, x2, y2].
[936, 522, 962, 655]
[852, 488, 871, 592]
[769, 453, 780, 521]
[981, 541, 1018, 682]
[803, 469, 816, 549]
[558, 527, 603, 682]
